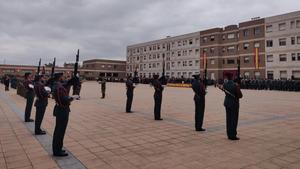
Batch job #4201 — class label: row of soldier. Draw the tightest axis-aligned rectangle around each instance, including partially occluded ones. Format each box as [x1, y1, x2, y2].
[2, 71, 243, 158]
[240, 78, 300, 91]
[124, 72, 243, 140]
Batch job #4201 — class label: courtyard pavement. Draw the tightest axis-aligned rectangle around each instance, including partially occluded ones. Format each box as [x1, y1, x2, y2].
[0, 81, 300, 169]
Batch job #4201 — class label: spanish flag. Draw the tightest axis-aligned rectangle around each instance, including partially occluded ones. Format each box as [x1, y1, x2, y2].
[254, 48, 259, 69]
[203, 52, 207, 70]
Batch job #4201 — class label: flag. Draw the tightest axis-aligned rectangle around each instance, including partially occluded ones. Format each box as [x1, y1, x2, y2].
[254, 48, 259, 69]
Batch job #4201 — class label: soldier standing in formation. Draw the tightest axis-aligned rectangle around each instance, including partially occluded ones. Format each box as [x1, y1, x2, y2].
[152, 75, 164, 120]
[4, 75, 10, 91]
[97, 77, 106, 99]
[52, 73, 74, 157]
[34, 74, 50, 135]
[222, 73, 243, 140]
[23, 72, 35, 122]
[126, 75, 135, 113]
[191, 74, 206, 131]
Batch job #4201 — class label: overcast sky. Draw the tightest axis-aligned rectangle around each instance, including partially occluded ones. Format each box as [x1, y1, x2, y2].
[0, 0, 299, 66]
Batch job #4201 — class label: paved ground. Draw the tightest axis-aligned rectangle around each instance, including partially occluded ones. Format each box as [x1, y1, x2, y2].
[0, 81, 300, 169]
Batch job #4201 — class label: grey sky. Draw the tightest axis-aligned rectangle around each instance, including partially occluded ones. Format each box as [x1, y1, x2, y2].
[0, 0, 299, 66]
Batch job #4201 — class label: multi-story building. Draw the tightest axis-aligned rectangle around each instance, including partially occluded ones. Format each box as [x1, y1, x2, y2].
[0, 59, 127, 80]
[82, 59, 126, 79]
[126, 32, 201, 78]
[200, 18, 265, 80]
[265, 11, 300, 80]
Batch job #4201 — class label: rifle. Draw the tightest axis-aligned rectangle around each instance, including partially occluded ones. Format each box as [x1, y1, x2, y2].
[37, 58, 41, 75]
[203, 52, 208, 89]
[74, 49, 79, 77]
[216, 84, 236, 99]
[51, 58, 56, 78]
[159, 54, 167, 85]
[237, 56, 241, 85]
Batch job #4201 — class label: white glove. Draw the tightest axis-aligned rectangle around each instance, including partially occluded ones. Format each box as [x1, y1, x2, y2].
[44, 86, 51, 93]
[71, 95, 80, 99]
[28, 84, 34, 89]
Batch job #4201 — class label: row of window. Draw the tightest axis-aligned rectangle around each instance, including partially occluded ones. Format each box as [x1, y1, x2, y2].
[202, 27, 262, 43]
[266, 36, 300, 47]
[267, 53, 300, 62]
[202, 42, 261, 54]
[266, 20, 300, 33]
[128, 38, 200, 55]
[133, 60, 200, 70]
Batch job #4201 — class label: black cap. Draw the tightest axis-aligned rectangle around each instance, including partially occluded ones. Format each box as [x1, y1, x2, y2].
[24, 72, 31, 78]
[225, 72, 233, 79]
[54, 72, 63, 79]
[192, 74, 200, 79]
[153, 75, 159, 79]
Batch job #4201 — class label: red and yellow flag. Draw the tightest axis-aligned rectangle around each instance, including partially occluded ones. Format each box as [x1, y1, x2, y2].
[254, 48, 259, 69]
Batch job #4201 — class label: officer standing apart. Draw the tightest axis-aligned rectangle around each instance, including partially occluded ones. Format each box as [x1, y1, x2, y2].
[52, 73, 74, 156]
[34, 74, 50, 135]
[222, 72, 243, 140]
[191, 74, 206, 131]
[126, 75, 135, 113]
[4, 75, 10, 91]
[152, 75, 163, 120]
[24, 72, 35, 122]
[99, 78, 106, 99]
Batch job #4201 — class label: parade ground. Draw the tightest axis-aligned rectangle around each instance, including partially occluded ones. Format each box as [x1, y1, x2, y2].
[0, 81, 300, 169]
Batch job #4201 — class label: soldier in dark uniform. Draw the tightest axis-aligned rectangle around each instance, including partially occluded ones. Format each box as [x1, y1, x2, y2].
[34, 74, 50, 135]
[152, 75, 163, 120]
[52, 73, 73, 157]
[222, 72, 243, 140]
[4, 75, 10, 91]
[23, 72, 35, 122]
[98, 78, 106, 99]
[126, 75, 135, 113]
[191, 74, 206, 131]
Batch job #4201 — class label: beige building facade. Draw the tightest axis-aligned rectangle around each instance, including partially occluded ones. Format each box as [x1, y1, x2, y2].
[265, 11, 300, 80]
[126, 32, 201, 78]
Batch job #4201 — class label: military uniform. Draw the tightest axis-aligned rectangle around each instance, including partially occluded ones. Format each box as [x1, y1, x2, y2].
[23, 73, 35, 122]
[101, 79, 106, 99]
[152, 75, 163, 120]
[223, 77, 243, 140]
[192, 75, 206, 131]
[4, 76, 9, 91]
[52, 73, 73, 156]
[34, 78, 49, 135]
[126, 78, 135, 113]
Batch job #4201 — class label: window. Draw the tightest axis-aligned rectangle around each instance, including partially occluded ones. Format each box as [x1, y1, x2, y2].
[280, 71, 287, 80]
[267, 71, 274, 80]
[297, 20, 300, 28]
[227, 59, 235, 64]
[255, 72, 261, 79]
[243, 29, 249, 37]
[222, 35, 226, 40]
[244, 56, 250, 63]
[298, 53, 300, 61]
[183, 61, 187, 67]
[279, 38, 286, 46]
[189, 39, 193, 45]
[195, 49, 200, 54]
[189, 50, 193, 55]
[266, 40, 273, 47]
[210, 47, 215, 53]
[195, 60, 200, 66]
[189, 61, 193, 66]
[291, 37, 295, 45]
[266, 25, 273, 32]
[254, 27, 261, 35]
[177, 61, 181, 66]
[178, 41, 182, 46]
[267, 55, 273, 62]
[297, 36, 300, 44]
[203, 37, 208, 43]
[178, 51, 181, 57]
[279, 23, 286, 31]
[254, 42, 260, 48]
[279, 54, 287, 62]
[292, 53, 296, 61]
[210, 36, 215, 41]
[210, 73, 215, 80]
[228, 33, 235, 39]
[243, 43, 250, 49]
[227, 46, 235, 53]
[171, 62, 175, 67]
[291, 21, 295, 28]
[210, 59, 215, 65]
[244, 72, 250, 78]
[149, 64, 152, 68]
